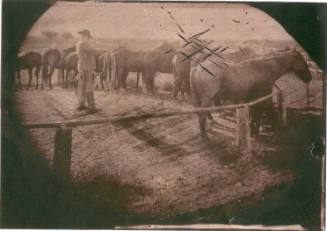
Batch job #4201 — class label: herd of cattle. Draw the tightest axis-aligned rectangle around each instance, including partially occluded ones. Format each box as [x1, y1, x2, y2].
[16, 38, 313, 139]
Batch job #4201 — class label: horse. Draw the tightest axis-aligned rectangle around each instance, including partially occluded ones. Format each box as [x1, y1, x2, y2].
[110, 48, 144, 90]
[61, 46, 107, 89]
[190, 48, 312, 139]
[172, 52, 192, 99]
[96, 52, 112, 90]
[171, 42, 214, 99]
[141, 42, 176, 93]
[60, 46, 76, 87]
[171, 43, 254, 100]
[41, 49, 62, 89]
[16, 51, 42, 89]
[62, 52, 79, 88]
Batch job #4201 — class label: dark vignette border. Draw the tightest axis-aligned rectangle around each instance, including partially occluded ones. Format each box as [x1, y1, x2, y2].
[1, 0, 326, 228]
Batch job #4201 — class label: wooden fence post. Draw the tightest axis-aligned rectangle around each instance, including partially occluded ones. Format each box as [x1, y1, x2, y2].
[236, 106, 251, 150]
[53, 126, 72, 179]
[277, 92, 287, 127]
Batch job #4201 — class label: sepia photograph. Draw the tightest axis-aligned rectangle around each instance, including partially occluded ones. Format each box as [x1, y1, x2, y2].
[1, 1, 326, 230]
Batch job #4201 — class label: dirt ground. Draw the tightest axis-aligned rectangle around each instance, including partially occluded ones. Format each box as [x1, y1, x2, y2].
[14, 71, 323, 218]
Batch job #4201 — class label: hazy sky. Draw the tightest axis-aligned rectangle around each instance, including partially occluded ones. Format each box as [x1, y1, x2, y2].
[28, 1, 293, 42]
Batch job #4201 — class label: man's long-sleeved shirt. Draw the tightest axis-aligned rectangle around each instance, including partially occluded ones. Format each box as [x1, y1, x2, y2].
[76, 40, 97, 71]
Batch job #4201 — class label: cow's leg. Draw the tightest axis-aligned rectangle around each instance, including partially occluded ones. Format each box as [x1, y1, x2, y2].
[35, 71, 39, 90]
[65, 68, 70, 88]
[62, 69, 66, 88]
[41, 77, 44, 90]
[181, 80, 185, 98]
[93, 72, 99, 90]
[198, 113, 208, 140]
[256, 98, 277, 133]
[34, 66, 40, 89]
[194, 96, 207, 138]
[61, 69, 65, 88]
[42, 73, 48, 90]
[41, 64, 47, 90]
[250, 105, 260, 135]
[100, 73, 106, 91]
[207, 97, 222, 122]
[74, 69, 79, 90]
[48, 67, 54, 89]
[115, 69, 122, 90]
[136, 72, 140, 89]
[142, 72, 149, 93]
[265, 98, 278, 129]
[185, 76, 191, 97]
[198, 97, 213, 140]
[16, 70, 22, 89]
[114, 69, 123, 90]
[106, 65, 111, 91]
[60, 68, 65, 87]
[120, 71, 128, 90]
[173, 76, 182, 99]
[147, 72, 155, 94]
[49, 75, 52, 89]
[250, 97, 274, 135]
[26, 68, 33, 90]
[34, 65, 40, 89]
[68, 69, 73, 88]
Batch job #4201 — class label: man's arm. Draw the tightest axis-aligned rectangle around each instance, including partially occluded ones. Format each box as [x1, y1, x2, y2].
[80, 42, 98, 56]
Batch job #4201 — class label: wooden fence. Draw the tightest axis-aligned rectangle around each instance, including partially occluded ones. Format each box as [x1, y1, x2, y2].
[22, 89, 326, 230]
[22, 90, 287, 179]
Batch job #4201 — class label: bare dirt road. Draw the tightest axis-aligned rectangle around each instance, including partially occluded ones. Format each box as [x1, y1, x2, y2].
[14, 85, 298, 218]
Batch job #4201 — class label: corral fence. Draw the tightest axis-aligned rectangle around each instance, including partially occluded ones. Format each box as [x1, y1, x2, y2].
[21, 88, 325, 230]
[22, 90, 288, 178]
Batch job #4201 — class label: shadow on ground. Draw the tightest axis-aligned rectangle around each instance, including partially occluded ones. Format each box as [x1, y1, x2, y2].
[2, 91, 324, 229]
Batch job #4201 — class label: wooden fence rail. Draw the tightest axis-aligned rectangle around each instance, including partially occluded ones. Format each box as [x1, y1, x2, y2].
[22, 103, 247, 129]
[23, 91, 283, 129]
[22, 90, 286, 179]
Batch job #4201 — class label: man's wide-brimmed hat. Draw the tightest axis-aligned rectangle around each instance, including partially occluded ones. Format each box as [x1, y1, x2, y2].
[78, 29, 92, 38]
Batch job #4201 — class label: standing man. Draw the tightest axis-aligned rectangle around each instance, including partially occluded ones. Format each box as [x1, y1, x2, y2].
[75, 29, 100, 114]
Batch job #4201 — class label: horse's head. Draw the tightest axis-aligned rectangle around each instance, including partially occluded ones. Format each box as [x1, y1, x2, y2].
[291, 49, 312, 83]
